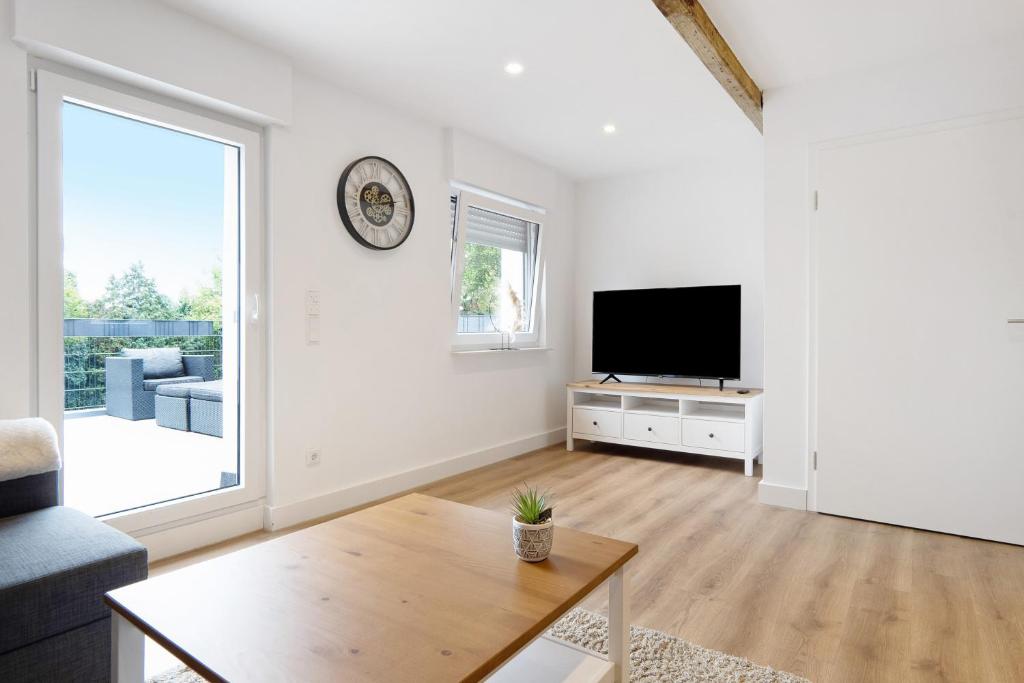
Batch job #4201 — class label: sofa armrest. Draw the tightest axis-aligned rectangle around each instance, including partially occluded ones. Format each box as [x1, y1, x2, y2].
[105, 356, 144, 389]
[105, 356, 146, 420]
[0, 470, 59, 518]
[183, 354, 215, 381]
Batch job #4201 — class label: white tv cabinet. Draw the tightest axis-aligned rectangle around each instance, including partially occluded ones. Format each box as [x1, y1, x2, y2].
[566, 381, 764, 476]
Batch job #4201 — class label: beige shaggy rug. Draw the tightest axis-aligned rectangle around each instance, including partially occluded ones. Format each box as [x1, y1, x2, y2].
[148, 608, 810, 683]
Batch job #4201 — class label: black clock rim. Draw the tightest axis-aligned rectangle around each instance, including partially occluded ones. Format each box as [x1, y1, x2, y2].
[336, 155, 416, 251]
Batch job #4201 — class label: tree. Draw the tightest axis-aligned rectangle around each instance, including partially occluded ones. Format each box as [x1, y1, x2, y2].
[92, 262, 175, 320]
[63, 271, 91, 318]
[460, 243, 501, 315]
[177, 266, 222, 331]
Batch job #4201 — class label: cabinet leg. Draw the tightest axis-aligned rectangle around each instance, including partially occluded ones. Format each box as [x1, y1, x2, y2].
[744, 457, 754, 476]
[566, 390, 574, 451]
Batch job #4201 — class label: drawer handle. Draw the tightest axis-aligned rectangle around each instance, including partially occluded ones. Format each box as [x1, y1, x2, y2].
[708, 433, 715, 438]
[647, 427, 652, 431]
[593, 421, 598, 426]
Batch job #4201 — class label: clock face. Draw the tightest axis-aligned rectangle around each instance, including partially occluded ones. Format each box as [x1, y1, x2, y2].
[336, 156, 415, 250]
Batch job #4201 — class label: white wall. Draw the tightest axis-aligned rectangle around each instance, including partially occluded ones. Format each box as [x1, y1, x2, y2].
[265, 74, 575, 523]
[0, 3, 31, 418]
[12, 0, 292, 124]
[0, 0, 575, 528]
[573, 155, 765, 388]
[762, 36, 1024, 507]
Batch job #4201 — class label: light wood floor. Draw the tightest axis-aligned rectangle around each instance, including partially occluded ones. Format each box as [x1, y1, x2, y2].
[154, 443, 1024, 682]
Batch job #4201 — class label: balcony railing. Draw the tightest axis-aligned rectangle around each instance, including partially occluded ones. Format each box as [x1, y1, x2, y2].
[457, 314, 499, 333]
[64, 318, 222, 412]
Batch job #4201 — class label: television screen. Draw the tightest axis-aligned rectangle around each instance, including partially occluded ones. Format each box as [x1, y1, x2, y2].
[592, 285, 741, 379]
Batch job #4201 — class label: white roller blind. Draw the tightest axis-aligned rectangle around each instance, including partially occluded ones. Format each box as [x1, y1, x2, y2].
[465, 205, 536, 252]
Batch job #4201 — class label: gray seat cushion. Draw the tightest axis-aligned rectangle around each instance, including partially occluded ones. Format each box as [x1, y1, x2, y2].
[123, 347, 184, 379]
[155, 381, 204, 398]
[0, 506, 148, 654]
[189, 380, 223, 403]
[143, 375, 203, 392]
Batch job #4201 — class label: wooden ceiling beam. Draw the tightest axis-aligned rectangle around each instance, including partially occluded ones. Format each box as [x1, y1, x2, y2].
[652, 0, 763, 132]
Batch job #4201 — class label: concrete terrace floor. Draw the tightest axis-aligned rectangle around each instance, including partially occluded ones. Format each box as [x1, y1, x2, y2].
[63, 413, 236, 518]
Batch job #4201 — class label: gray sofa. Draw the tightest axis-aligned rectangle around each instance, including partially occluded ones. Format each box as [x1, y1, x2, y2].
[0, 471, 148, 681]
[105, 347, 214, 420]
[189, 381, 223, 437]
[155, 379, 223, 437]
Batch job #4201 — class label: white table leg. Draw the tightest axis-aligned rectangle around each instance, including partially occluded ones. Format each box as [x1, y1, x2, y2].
[608, 566, 630, 683]
[111, 611, 144, 683]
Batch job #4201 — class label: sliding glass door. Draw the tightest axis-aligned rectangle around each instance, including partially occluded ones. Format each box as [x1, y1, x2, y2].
[36, 71, 265, 534]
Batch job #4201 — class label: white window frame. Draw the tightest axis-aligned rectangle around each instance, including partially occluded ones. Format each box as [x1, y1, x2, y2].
[35, 69, 266, 535]
[450, 191, 545, 349]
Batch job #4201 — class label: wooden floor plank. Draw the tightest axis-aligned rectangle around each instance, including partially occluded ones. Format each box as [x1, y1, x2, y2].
[153, 442, 1024, 682]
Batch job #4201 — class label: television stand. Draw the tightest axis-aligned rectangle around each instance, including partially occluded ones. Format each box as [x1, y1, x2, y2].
[566, 381, 764, 476]
[598, 374, 622, 384]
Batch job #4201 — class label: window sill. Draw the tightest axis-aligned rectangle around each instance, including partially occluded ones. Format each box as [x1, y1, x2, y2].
[450, 346, 553, 356]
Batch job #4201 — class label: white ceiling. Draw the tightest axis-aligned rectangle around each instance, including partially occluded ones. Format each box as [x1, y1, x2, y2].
[158, 0, 761, 179]
[702, 0, 1024, 90]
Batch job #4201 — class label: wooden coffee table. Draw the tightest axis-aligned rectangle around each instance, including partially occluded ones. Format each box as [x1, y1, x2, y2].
[106, 494, 638, 682]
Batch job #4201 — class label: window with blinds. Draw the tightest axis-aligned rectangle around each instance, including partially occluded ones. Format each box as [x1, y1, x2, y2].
[451, 194, 542, 338]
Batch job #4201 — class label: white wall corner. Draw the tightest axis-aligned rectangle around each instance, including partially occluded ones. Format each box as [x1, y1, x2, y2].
[758, 479, 807, 510]
[12, 0, 293, 125]
[447, 128, 560, 208]
[442, 127, 455, 180]
[265, 428, 566, 531]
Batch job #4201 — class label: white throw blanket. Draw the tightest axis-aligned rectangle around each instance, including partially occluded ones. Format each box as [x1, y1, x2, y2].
[0, 418, 62, 482]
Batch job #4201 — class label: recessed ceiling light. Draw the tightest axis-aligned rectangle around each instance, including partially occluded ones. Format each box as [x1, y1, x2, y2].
[504, 62, 524, 76]
[603, 123, 617, 134]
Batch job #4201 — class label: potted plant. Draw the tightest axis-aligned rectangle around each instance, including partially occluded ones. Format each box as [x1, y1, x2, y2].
[511, 484, 553, 562]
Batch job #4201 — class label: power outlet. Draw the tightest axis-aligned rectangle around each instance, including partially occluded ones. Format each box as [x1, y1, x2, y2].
[306, 448, 322, 467]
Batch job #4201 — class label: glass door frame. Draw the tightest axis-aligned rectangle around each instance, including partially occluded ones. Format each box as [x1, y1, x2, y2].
[35, 69, 266, 535]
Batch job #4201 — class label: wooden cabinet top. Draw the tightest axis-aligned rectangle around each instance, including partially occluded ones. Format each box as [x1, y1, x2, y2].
[568, 380, 763, 398]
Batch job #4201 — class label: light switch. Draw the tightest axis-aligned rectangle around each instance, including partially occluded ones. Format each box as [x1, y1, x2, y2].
[306, 315, 321, 345]
[305, 290, 321, 315]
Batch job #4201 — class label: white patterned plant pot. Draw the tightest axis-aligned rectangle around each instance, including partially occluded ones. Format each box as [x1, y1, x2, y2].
[512, 517, 554, 562]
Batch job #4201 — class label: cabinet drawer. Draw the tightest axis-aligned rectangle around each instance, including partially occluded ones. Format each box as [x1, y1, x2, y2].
[623, 413, 680, 445]
[573, 408, 622, 438]
[682, 418, 744, 453]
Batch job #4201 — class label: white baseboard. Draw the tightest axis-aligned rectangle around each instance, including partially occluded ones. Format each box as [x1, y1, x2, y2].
[265, 427, 567, 531]
[758, 480, 808, 510]
[131, 503, 264, 562]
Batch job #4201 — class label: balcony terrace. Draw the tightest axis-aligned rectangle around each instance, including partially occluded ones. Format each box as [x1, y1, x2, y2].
[61, 318, 235, 517]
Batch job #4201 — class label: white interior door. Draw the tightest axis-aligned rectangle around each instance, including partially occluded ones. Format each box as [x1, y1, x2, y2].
[814, 113, 1024, 545]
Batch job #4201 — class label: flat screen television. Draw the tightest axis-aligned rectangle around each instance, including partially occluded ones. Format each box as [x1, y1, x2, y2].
[592, 285, 741, 380]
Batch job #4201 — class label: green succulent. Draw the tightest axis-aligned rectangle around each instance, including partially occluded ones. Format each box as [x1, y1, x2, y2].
[511, 483, 553, 524]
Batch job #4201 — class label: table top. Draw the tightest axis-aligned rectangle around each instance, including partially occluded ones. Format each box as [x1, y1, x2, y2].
[106, 494, 637, 682]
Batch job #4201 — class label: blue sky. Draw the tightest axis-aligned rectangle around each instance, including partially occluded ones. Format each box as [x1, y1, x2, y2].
[62, 102, 231, 301]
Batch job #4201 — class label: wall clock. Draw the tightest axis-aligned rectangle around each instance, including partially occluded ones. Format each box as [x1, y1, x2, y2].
[336, 156, 415, 250]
